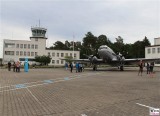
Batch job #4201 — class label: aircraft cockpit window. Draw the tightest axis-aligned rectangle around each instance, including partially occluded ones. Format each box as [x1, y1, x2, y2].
[99, 46, 108, 50]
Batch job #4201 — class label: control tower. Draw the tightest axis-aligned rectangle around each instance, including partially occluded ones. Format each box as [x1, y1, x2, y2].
[30, 27, 47, 39]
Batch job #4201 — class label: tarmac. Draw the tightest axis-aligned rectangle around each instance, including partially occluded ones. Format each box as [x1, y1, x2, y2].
[0, 67, 160, 116]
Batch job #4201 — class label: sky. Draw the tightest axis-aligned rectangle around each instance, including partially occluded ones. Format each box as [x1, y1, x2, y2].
[0, 0, 160, 58]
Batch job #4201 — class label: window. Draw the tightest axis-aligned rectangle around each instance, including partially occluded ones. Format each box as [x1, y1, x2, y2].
[24, 51, 26, 56]
[157, 48, 160, 53]
[31, 44, 34, 49]
[16, 44, 19, 48]
[57, 53, 59, 57]
[74, 53, 76, 58]
[48, 52, 50, 56]
[61, 53, 64, 57]
[16, 51, 19, 56]
[31, 52, 34, 56]
[5, 51, 14, 55]
[57, 60, 59, 64]
[24, 44, 27, 49]
[65, 53, 68, 57]
[147, 48, 151, 54]
[20, 51, 23, 56]
[52, 60, 55, 64]
[52, 52, 55, 57]
[28, 52, 30, 56]
[5, 43, 15, 48]
[61, 60, 64, 64]
[152, 48, 155, 54]
[35, 52, 38, 56]
[20, 44, 23, 48]
[70, 53, 72, 57]
[35, 45, 38, 49]
[28, 44, 30, 49]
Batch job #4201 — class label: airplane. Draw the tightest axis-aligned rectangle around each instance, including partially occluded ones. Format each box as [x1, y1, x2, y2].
[64, 45, 160, 71]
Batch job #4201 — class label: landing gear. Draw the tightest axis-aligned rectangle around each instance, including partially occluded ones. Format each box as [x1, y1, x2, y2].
[93, 65, 97, 71]
[120, 65, 124, 71]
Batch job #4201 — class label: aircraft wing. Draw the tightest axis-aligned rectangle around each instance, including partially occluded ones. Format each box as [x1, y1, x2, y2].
[124, 58, 160, 63]
[60, 58, 103, 63]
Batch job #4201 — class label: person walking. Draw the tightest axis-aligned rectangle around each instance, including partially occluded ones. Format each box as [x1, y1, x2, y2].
[8, 61, 11, 71]
[69, 62, 73, 73]
[13, 62, 16, 72]
[138, 60, 143, 76]
[146, 62, 150, 74]
[150, 62, 154, 77]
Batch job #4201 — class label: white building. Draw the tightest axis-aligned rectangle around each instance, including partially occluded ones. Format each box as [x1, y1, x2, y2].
[3, 27, 80, 66]
[145, 37, 160, 66]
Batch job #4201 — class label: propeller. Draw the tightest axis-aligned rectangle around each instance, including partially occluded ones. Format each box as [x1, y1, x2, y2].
[83, 54, 98, 65]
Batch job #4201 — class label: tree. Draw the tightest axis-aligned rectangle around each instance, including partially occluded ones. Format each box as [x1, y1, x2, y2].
[64, 56, 73, 63]
[142, 36, 151, 47]
[35, 55, 51, 65]
[82, 32, 97, 55]
[132, 41, 143, 58]
[112, 36, 124, 55]
[52, 41, 69, 50]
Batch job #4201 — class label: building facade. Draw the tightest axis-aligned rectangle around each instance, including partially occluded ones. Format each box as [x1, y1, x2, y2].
[145, 37, 160, 66]
[3, 27, 80, 66]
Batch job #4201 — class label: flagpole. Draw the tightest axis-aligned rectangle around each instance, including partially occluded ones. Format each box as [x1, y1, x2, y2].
[73, 33, 75, 59]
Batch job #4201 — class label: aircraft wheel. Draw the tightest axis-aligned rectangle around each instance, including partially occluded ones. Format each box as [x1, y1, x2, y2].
[120, 66, 124, 71]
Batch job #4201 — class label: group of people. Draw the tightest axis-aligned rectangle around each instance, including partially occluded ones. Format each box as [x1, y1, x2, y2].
[138, 60, 154, 76]
[8, 61, 21, 72]
[65, 62, 84, 73]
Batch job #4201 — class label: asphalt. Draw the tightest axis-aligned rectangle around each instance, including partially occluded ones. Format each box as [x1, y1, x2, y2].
[0, 67, 160, 116]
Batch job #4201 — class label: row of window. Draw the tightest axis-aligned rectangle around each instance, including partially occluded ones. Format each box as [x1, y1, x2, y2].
[16, 44, 38, 49]
[52, 60, 64, 64]
[147, 47, 160, 54]
[5, 51, 38, 56]
[48, 52, 77, 58]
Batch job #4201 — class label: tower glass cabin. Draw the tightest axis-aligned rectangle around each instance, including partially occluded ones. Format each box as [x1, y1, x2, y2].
[31, 27, 47, 39]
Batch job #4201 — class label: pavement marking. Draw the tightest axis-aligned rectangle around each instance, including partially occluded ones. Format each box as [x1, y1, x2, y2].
[0, 73, 93, 89]
[26, 87, 48, 113]
[64, 77, 70, 80]
[136, 103, 156, 109]
[81, 114, 87, 116]
[0, 72, 101, 93]
[43, 80, 53, 84]
[15, 84, 26, 88]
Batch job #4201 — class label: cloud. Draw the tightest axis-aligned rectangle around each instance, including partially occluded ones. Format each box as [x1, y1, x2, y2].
[0, 0, 160, 58]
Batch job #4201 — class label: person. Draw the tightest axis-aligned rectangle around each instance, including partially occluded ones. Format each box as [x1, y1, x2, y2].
[8, 61, 11, 71]
[75, 62, 79, 73]
[16, 61, 20, 72]
[150, 62, 154, 77]
[69, 62, 73, 73]
[79, 63, 83, 72]
[65, 62, 68, 70]
[13, 62, 16, 72]
[138, 60, 143, 76]
[146, 62, 150, 74]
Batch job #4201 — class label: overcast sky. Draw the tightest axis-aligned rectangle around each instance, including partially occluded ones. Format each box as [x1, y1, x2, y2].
[0, 0, 160, 58]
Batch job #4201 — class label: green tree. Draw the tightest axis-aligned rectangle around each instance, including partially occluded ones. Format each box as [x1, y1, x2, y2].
[53, 41, 68, 50]
[35, 55, 51, 65]
[64, 56, 73, 63]
[82, 32, 97, 55]
[112, 36, 124, 55]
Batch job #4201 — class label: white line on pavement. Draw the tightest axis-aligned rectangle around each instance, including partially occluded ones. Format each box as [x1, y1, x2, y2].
[26, 87, 48, 112]
[136, 103, 155, 109]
